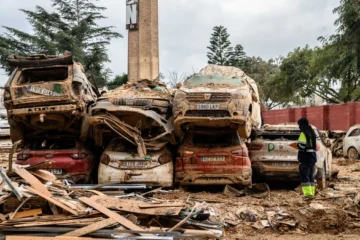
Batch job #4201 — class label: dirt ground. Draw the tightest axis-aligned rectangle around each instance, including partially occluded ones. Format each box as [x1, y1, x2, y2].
[1, 137, 359, 239]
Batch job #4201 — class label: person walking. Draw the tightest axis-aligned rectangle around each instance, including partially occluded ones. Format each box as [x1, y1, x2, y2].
[297, 117, 317, 200]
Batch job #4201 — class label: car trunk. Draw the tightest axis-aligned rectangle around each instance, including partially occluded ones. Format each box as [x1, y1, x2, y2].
[11, 66, 73, 105]
[103, 140, 161, 170]
[18, 137, 80, 174]
[250, 131, 299, 168]
[181, 131, 246, 174]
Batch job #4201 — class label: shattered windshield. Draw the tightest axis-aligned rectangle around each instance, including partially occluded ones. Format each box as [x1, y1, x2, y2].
[184, 74, 246, 87]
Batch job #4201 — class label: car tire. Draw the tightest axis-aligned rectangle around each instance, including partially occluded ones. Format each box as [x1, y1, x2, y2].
[347, 147, 359, 161]
[317, 163, 327, 190]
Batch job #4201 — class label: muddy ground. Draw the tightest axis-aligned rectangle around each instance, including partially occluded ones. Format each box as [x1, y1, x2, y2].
[0, 137, 359, 239]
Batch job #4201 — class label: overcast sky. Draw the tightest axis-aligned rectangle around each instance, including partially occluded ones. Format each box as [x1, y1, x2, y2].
[0, 0, 340, 85]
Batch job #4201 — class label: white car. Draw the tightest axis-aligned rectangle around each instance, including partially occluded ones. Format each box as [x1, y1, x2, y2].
[249, 124, 332, 189]
[0, 109, 10, 137]
[98, 138, 174, 187]
[343, 124, 360, 161]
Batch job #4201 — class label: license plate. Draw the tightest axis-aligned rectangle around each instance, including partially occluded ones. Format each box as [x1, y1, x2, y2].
[270, 162, 296, 167]
[196, 104, 220, 110]
[47, 169, 63, 175]
[28, 86, 54, 96]
[201, 156, 225, 162]
[122, 161, 146, 167]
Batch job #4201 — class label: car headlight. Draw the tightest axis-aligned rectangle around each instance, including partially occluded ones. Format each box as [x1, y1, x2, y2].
[232, 90, 248, 99]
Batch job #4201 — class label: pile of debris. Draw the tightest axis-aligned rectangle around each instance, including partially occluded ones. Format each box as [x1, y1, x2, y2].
[0, 164, 223, 239]
[321, 130, 347, 157]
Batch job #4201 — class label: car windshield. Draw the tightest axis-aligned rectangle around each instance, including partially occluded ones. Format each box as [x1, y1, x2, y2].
[18, 67, 68, 84]
[107, 138, 138, 153]
[184, 74, 246, 88]
[190, 131, 240, 147]
[31, 137, 77, 150]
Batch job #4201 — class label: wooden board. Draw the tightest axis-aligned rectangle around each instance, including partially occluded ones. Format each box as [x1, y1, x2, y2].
[90, 196, 182, 216]
[139, 203, 185, 208]
[79, 197, 152, 236]
[61, 218, 117, 237]
[13, 208, 42, 219]
[25, 186, 78, 215]
[29, 169, 57, 182]
[15, 169, 52, 197]
[6, 236, 113, 240]
[14, 217, 104, 228]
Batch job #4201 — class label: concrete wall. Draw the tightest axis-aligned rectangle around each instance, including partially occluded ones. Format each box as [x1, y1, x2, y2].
[262, 102, 360, 131]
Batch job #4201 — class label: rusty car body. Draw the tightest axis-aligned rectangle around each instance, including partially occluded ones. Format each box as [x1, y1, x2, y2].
[175, 128, 252, 186]
[88, 80, 174, 158]
[3, 53, 97, 146]
[98, 138, 173, 187]
[249, 124, 332, 188]
[173, 65, 261, 139]
[343, 124, 360, 161]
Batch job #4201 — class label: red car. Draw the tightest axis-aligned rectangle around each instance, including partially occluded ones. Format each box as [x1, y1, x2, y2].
[175, 128, 252, 186]
[16, 135, 94, 183]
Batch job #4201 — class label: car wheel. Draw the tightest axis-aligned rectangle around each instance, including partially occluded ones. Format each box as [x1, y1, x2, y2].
[348, 147, 359, 161]
[317, 163, 327, 190]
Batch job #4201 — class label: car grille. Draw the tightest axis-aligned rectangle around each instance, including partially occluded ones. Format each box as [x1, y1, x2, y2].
[111, 99, 150, 106]
[186, 93, 231, 102]
[185, 110, 231, 117]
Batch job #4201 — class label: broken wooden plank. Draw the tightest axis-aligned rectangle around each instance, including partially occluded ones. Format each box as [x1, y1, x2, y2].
[139, 203, 185, 209]
[29, 169, 57, 182]
[79, 197, 152, 236]
[6, 236, 112, 240]
[61, 218, 117, 237]
[90, 196, 182, 216]
[25, 186, 78, 215]
[15, 168, 52, 197]
[0, 170, 23, 200]
[13, 208, 42, 219]
[14, 217, 104, 228]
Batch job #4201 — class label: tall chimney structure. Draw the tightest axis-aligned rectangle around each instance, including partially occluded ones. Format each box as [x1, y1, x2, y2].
[126, 0, 159, 83]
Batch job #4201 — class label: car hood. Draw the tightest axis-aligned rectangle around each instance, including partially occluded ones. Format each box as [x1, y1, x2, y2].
[179, 87, 245, 93]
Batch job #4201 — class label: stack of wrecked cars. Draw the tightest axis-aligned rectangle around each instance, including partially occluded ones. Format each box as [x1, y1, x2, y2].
[173, 65, 261, 187]
[88, 80, 175, 187]
[3, 53, 98, 183]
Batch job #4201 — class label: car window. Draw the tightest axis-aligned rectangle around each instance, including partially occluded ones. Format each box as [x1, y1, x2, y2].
[107, 139, 137, 153]
[31, 137, 76, 150]
[190, 132, 241, 147]
[348, 128, 359, 137]
[17, 67, 68, 84]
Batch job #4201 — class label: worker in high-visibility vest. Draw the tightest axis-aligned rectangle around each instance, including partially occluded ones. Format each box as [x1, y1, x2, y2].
[297, 117, 317, 200]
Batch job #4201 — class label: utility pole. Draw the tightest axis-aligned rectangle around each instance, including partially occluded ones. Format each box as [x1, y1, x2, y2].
[126, 0, 159, 83]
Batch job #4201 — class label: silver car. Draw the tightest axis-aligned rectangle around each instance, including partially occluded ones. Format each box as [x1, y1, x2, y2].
[343, 124, 360, 161]
[98, 138, 174, 187]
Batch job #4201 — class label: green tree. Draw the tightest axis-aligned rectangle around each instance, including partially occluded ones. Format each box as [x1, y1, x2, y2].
[230, 44, 247, 68]
[107, 73, 128, 90]
[207, 26, 233, 66]
[0, 0, 122, 87]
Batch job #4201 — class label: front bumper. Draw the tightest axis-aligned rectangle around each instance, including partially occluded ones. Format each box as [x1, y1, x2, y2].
[8, 104, 80, 116]
[98, 162, 174, 187]
[176, 172, 252, 186]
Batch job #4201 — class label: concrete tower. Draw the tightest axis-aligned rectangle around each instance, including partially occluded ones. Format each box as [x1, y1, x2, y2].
[126, 0, 159, 83]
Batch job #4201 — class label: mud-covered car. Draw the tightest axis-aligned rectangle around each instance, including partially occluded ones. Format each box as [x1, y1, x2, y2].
[3, 53, 97, 145]
[175, 128, 252, 186]
[88, 80, 174, 157]
[0, 108, 10, 137]
[98, 138, 173, 187]
[343, 124, 360, 161]
[16, 134, 94, 183]
[173, 65, 261, 139]
[249, 124, 332, 189]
